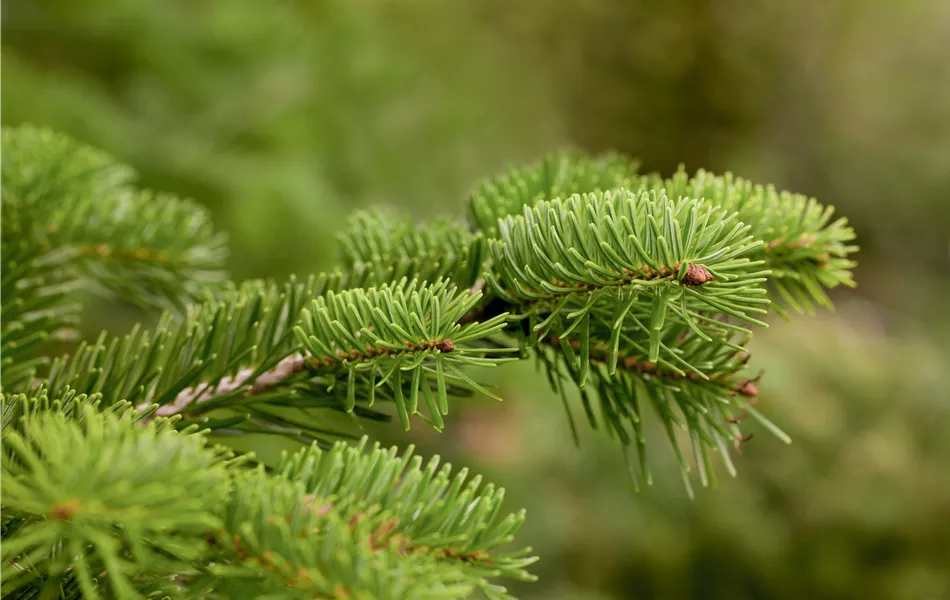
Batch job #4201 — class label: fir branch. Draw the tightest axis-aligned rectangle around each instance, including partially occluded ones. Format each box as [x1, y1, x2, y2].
[1, 238, 83, 390]
[197, 437, 535, 599]
[455, 295, 771, 492]
[0, 399, 232, 599]
[0, 130, 861, 599]
[534, 325, 781, 494]
[201, 478, 477, 600]
[19, 275, 510, 442]
[24, 273, 363, 443]
[2, 395, 533, 600]
[1, 125, 228, 311]
[338, 210, 487, 288]
[487, 188, 770, 373]
[468, 149, 642, 237]
[294, 278, 514, 430]
[637, 167, 858, 313]
[467, 149, 857, 314]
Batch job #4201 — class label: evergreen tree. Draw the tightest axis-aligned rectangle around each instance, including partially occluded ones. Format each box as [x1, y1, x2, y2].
[0, 125, 857, 599]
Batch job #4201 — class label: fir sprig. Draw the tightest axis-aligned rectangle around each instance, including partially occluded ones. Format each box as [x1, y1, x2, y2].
[468, 149, 642, 237]
[488, 189, 769, 376]
[23, 274, 360, 443]
[638, 167, 858, 313]
[467, 150, 856, 313]
[17, 275, 511, 443]
[199, 438, 535, 599]
[1, 239, 83, 389]
[338, 210, 486, 288]
[295, 278, 513, 430]
[535, 323, 784, 495]
[0, 127, 858, 599]
[1, 125, 228, 311]
[0, 399, 232, 599]
[1, 393, 533, 600]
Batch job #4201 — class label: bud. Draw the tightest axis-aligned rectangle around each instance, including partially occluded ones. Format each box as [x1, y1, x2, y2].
[681, 263, 715, 286]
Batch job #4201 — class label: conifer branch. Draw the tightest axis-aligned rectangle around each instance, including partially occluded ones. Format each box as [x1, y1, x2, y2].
[338, 210, 487, 288]
[0, 129, 859, 598]
[1, 125, 228, 311]
[1, 397, 231, 599]
[199, 437, 536, 599]
[465, 149, 857, 314]
[15, 274, 510, 441]
[19, 274, 355, 441]
[294, 278, 513, 430]
[487, 188, 770, 375]
[1, 239, 83, 389]
[468, 149, 642, 237]
[637, 167, 858, 313]
[1, 396, 532, 599]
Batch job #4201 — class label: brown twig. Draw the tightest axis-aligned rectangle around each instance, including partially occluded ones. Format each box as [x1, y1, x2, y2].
[543, 335, 756, 397]
[137, 338, 456, 419]
[527, 263, 715, 298]
[136, 354, 310, 418]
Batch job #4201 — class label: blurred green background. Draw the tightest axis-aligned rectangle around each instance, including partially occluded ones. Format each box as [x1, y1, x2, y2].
[3, 1, 949, 598]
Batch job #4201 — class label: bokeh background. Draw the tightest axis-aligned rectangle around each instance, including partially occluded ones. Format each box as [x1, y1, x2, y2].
[3, 1, 949, 598]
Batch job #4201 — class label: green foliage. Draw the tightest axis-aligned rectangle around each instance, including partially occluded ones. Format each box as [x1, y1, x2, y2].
[469, 150, 642, 238]
[29, 274, 369, 443]
[0, 239, 82, 389]
[3, 3, 944, 597]
[0, 125, 856, 598]
[15, 272, 512, 444]
[637, 168, 858, 315]
[1, 126, 229, 311]
[1, 395, 230, 599]
[295, 278, 513, 430]
[203, 472, 474, 600]
[338, 211, 486, 288]
[483, 187, 776, 486]
[469, 150, 857, 316]
[488, 188, 769, 347]
[1, 392, 530, 600]
[199, 438, 535, 600]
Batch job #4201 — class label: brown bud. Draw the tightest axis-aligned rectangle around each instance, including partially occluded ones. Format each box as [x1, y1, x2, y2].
[333, 585, 350, 599]
[436, 339, 455, 353]
[788, 234, 817, 248]
[49, 499, 82, 520]
[737, 379, 759, 397]
[681, 264, 715, 286]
